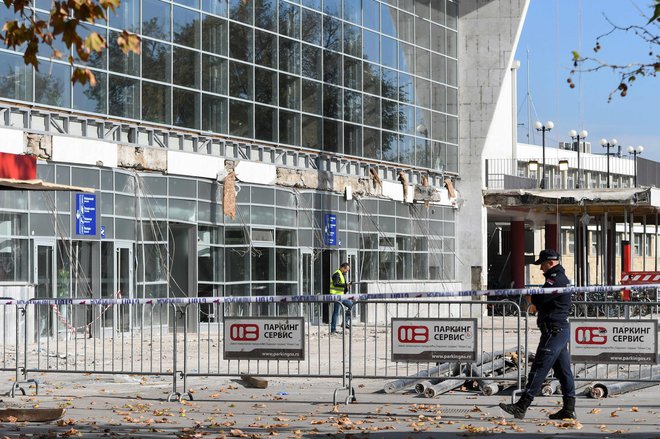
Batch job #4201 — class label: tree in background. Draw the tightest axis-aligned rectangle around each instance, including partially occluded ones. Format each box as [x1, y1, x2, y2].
[568, 0, 659, 101]
[0, 0, 140, 86]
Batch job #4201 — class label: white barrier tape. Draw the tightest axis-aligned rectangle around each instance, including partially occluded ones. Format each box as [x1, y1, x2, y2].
[0, 283, 657, 307]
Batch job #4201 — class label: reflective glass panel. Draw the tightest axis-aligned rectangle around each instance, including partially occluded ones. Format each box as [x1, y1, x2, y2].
[255, 29, 276, 68]
[142, 81, 171, 124]
[174, 6, 200, 48]
[202, 54, 227, 94]
[255, 0, 276, 30]
[173, 47, 200, 88]
[229, 22, 253, 62]
[142, 0, 171, 40]
[255, 104, 277, 142]
[202, 94, 228, 133]
[142, 40, 171, 82]
[229, 61, 253, 99]
[73, 71, 107, 113]
[109, 74, 140, 119]
[229, 99, 253, 137]
[173, 88, 200, 129]
[35, 62, 68, 107]
[255, 67, 277, 105]
[279, 0, 300, 39]
[202, 14, 228, 56]
[301, 9, 321, 45]
[279, 110, 300, 146]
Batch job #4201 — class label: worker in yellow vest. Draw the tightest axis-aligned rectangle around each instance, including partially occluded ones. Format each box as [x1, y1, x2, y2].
[330, 262, 353, 333]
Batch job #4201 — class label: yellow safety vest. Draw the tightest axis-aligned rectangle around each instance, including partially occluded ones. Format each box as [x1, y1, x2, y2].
[329, 269, 345, 295]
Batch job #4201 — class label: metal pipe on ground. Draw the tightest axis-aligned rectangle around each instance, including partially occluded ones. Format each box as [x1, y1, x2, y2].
[480, 371, 522, 396]
[424, 375, 467, 398]
[383, 362, 458, 394]
[589, 372, 660, 398]
[575, 364, 614, 395]
[541, 380, 560, 396]
[414, 380, 440, 395]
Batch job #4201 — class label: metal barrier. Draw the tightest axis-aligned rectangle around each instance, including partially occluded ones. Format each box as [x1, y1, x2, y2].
[6, 300, 186, 401]
[345, 300, 523, 403]
[0, 285, 657, 404]
[178, 301, 353, 404]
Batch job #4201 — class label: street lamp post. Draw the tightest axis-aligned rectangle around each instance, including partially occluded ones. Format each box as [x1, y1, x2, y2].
[600, 138, 618, 188]
[628, 145, 644, 187]
[534, 120, 554, 189]
[569, 129, 588, 188]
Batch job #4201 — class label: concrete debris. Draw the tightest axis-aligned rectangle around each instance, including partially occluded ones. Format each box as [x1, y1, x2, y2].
[117, 144, 167, 172]
[25, 133, 51, 159]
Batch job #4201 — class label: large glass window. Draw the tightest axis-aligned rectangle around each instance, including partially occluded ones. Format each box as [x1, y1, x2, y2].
[142, 0, 171, 40]
[73, 71, 107, 113]
[279, 0, 300, 39]
[255, 29, 276, 68]
[34, 62, 68, 107]
[173, 88, 199, 129]
[109, 75, 140, 119]
[229, 99, 253, 137]
[255, 104, 277, 142]
[229, 61, 253, 99]
[173, 5, 200, 48]
[142, 40, 171, 82]
[142, 81, 171, 124]
[202, 14, 228, 56]
[202, 54, 227, 94]
[256, 0, 276, 31]
[173, 47, 200, 88]
[229, 22, 253, 62]
[255, 68, 277, 105]
[202, 94, 227, 133]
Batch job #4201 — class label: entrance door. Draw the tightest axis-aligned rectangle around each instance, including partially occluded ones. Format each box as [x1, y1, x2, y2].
[34, 239, 56, 338]
[115, 243, 133, 332]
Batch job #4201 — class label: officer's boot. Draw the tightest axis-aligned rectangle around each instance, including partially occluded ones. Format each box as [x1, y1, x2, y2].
[499, 394, 533, 419]
[548, 396, 576, 420]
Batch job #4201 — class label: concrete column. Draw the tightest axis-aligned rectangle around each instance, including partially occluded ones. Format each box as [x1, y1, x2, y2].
[510, 221, 525, 288]
[544, 223, 558, 252]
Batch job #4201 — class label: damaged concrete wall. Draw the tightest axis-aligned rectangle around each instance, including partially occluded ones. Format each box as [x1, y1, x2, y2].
[118, 145, 167, 172]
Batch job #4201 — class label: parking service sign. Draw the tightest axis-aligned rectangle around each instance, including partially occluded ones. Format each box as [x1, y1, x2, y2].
[391, 318, 478, 362]
[570, 319, 658, 364]
[224, 317, 305, 360]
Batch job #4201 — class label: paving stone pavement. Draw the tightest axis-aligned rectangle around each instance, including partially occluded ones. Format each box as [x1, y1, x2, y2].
[0, 373, 658, 438]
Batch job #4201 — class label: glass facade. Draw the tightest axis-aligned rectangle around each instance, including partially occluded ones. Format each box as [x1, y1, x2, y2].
[5, 164, 455, 299]
[0, 0, 458, 172]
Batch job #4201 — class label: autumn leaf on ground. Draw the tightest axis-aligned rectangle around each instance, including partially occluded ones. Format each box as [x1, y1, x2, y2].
[57, 418, 77, 426]
[229, 429, 248, 438]
[589, 408, 601, 414]
[610, 410, 619, 417]
[60, 429, 82, 437]
[631, 407, 639, 412]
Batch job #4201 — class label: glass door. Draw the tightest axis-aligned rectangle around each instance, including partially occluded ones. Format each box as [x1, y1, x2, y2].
[115, 243, 133, 332]
[33, 239, 56, 338]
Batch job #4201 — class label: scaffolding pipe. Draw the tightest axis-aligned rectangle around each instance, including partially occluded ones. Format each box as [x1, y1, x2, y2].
[383, 362, 457, 394]
[589, 372, 660, 398]
[424, 375, 467, 398]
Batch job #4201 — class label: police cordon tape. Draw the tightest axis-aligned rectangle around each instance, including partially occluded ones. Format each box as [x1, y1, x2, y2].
[0, 283, 656, 306]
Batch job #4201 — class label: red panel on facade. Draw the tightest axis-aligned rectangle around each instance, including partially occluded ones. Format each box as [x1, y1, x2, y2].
[0, 152, 36, 180]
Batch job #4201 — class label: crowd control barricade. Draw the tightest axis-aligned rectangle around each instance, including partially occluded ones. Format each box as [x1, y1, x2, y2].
[345, 299, 524, 404]
[567, 299, 660, 398]
[177, 299, 352, 404]
[11, 298, 187, 401]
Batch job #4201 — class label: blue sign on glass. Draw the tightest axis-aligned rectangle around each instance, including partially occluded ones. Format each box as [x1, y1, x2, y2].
[324, 213, 337, 246]
[75, 193, 97, 236]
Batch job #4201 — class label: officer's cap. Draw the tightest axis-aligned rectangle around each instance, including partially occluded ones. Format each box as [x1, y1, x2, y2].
[533, 249, 560, 265]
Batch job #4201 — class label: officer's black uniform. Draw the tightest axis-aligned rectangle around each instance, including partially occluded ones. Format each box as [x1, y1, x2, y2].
[526, 261, 575, 400]
[499, 249, 576, 420]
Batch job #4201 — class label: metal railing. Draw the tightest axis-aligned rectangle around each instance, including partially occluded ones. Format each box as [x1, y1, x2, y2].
[0, 286, 657, 404]
[486, 157, 635, 190]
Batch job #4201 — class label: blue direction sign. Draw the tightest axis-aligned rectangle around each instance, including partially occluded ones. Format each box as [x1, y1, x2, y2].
[324, 213, 337, 246]
[72, 193, 99, 239]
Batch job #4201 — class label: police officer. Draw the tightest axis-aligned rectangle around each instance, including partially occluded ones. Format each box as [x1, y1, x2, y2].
[499, 249, 576, 420]
[330, 262, 353, 334]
